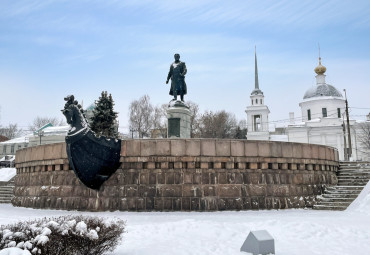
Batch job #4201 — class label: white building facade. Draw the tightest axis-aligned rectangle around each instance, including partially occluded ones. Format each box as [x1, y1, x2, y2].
[0, 125, 68, 158]
[285, 57, 370, 161]
[245, 55, 369, 161]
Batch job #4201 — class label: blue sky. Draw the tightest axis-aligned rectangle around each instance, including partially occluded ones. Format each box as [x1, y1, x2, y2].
[1, 0, 369, 133]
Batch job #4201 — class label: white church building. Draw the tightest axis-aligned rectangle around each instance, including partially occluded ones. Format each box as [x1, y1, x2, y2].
[246, 51, 370, 161]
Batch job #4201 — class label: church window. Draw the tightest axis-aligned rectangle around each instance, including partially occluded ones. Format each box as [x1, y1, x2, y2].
[322, 108, 327, 117]
[307, 109, 311, 120]
[255, 99, 258, 104]
[253, 115, 261, 131]
[337, 108, 341, 118]
[260, 99, 262, 104]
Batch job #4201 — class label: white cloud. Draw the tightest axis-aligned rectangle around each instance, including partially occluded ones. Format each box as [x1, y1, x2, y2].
[0, 0, 55, 17]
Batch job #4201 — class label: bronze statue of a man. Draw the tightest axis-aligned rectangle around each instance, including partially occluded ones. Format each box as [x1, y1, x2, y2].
[166, 53, 187, 101]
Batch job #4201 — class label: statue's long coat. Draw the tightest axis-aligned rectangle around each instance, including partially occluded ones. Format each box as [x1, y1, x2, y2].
[167, 61, 187, 95]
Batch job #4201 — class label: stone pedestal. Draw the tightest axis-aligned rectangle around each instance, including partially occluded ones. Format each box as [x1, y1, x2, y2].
[167, 100, 191, 138]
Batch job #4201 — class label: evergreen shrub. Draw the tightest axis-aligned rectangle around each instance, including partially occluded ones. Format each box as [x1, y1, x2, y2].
[0, 215, 125, 255]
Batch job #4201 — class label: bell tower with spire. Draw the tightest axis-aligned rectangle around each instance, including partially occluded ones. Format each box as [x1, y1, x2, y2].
[245, 47, 270, 140]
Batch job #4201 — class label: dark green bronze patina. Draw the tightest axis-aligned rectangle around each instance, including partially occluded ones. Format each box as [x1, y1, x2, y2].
[168, 118, 180, 137]
[166, 53, 187, 101]
[62, 95, 121, 190]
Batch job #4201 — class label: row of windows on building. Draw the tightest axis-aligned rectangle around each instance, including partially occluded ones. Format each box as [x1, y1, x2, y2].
[307, 108, 341, 121]
[2, 144, 27, 154]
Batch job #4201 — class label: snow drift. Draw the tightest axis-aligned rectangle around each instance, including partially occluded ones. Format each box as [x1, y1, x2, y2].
[0, 168, 16, 182]
[346, 180, 370, 214]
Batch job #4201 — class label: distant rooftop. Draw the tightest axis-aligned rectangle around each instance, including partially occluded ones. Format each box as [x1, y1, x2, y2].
[0, 125, 69, 144]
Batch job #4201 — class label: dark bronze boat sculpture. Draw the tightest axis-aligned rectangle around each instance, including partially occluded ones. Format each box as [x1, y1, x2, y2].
[62, 95, 121, 190]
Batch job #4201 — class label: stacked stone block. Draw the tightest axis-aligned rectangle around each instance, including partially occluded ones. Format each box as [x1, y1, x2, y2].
[13, 140, 339, 211]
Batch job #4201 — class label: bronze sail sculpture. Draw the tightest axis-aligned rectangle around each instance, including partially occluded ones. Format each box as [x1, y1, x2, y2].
[62, 95, 121, 190]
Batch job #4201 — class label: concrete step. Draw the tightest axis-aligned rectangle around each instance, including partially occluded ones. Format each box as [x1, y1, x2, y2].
[338, 178, 370, 181]
[337, 179, 369, 182]
[326, 186, 364, 191]
[0, 187, 15, 190]
[338, 168, 370, 172]
[338, 171, 370, 175]
[315, 162, 370, 211]
[337, 177, 370, 181]
[322, 194, 358, 199]
[0, 199, 12, 203]
[0, 190, 14, 193]
[337, 182, 368, 186]
[0, 186, 14, 189]
[325, 193, 361, 197]
[320, 197, 355, 203]
[0, 184, 14, 203]
[337, 172, 370, 175]
[313, 204, 347, 211]
[325, 192, 361, 197]
[324, 190, 361, 195]
[0, 193, 13, 197]
[338, 175, 370, 179]
[316, 201, 353, 207]
[338, 166, 370, 169]
[339, 162, 370, 166]
[337, 174, 370, 177]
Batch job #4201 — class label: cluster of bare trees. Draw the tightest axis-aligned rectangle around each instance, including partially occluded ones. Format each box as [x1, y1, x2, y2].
[0, 124, 23, 140]
[196, 110, 247, 139]
[128, 95, 166, 138]
[357, 122, 370, 151]
[28, 116, 65, 132]
[128, 95, 247, 139]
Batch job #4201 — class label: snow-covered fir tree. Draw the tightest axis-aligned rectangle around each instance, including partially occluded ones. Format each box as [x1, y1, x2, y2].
[90, 91, 119, 138]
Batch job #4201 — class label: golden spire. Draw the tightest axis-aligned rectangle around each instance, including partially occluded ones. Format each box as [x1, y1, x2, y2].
[314, 43, 326, 75]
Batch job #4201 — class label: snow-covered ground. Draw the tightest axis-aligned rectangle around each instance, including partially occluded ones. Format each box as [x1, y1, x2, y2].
[0, 168, 16, 182]
[1, 181, 369, 255]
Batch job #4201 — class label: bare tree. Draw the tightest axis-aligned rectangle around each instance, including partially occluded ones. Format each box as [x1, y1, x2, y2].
[129, 95, 154, 138]
[357, 122, 370, 150]
[187, 101, 201, 138]
[199, 110, 237, 138]
[29, 116, 66, 132]
[153, 104, 168, 138]
[0, 123, 23, 139]
[234, 120, 247, 139]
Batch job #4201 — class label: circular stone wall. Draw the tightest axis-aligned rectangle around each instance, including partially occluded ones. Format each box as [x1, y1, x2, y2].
[13, 139, 339, 211]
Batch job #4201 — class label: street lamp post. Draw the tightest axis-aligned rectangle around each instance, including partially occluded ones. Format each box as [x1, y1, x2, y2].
[343, 89, 352, 159]
[38, 130, 44, 145]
